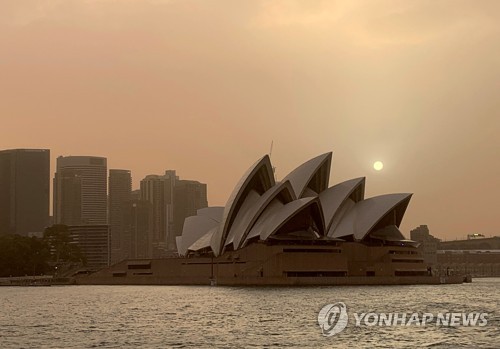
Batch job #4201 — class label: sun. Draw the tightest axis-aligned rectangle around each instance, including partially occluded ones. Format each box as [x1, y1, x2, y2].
[373, 161, 384, 171]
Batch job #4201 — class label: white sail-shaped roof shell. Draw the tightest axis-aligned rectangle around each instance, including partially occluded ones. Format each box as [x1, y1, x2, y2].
[243, 198, 285, 245]
[178, 152, 414, 256]
[210, 155, 275, 256]
[327, 199, 356, 237]
[224, 189, 261, 248]
[330, 193, 412, 241]
[226, 180, 296, 250]
[243, 197, 324, 243]
[281, 152, 332, 198]
[319, 177, 365, 233]
[189, 226, 218, 252]
[196, 207, 224, 222]
[177, 215, 220, 256]
[176, 206, 224, 256]
[261, 197, 323, 241]
[175, 236, 183, 256]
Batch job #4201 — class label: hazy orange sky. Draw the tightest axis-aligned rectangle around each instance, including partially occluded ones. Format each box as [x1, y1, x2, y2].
[1, 1, 499, 240]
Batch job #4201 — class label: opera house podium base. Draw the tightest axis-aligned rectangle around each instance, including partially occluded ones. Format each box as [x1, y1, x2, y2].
[78, 242, 466, 286]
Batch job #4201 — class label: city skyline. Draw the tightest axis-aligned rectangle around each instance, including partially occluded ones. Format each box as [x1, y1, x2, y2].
[0, 147, 210, 261]
[0, 148, 498, 241]
[1, 1, 499, 240]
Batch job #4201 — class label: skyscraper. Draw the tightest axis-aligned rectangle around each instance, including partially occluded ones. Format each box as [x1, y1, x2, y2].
[129, 198, 153, 259]
[0, 149, 50, 236]
[139, 171, 177, 257]
[54, 156, 107, 225]
[109, 169, 132, 263]
[139, 170, 208, 255]
[173, 180, 208, 249]
[53, 169, 82, 226]
[163, 170, 177, 250]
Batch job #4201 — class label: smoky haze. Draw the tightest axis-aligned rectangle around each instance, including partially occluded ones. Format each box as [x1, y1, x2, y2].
[1, 1, 499, 240]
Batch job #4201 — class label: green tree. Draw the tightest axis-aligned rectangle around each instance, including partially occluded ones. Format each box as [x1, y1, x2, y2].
[0, 234, 51, 277]
[43, 225, 86, 265]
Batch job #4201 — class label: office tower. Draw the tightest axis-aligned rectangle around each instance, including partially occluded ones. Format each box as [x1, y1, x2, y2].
[68, 225, 110, 269]
[163, 170, 177, 251]
[140, 175, 165, 255]
[129, 199, 153, 259]
[131, 189, 141, 201]
[54, 156, 107, 225]
[139, 170, 208, 256]
[54, 169, 82, 226]
[173, 180, 208, 249]
[0, 149, 50, 236]
[126, 188, 153, 258]
[109, 169, 132, 263]
[139, 171, 177, 257]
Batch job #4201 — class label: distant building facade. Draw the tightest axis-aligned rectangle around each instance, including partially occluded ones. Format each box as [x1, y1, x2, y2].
[139, 171, 207, 256]
[467, 233, 486, 240]
[173, 180, 208, 249]
[439, 236, 500, 250]
[129, 199, 153, 259]
[68, 225, 110, 269]
[0, 149, 50, 236]
[54, 156, 107, 226]
[410, 225, 440, 265]
[127, 189, 152, 258]
[433, 236, 500, 277]
[139, 171, 177, 257]
[408, 228, 500, 277]
[437, 250, 500, 277]
[53, 168, 82, 225]
[108, 169, 132, 263]
[131, 189, 141, 201]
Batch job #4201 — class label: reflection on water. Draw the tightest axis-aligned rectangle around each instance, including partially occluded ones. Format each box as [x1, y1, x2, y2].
[0, 278, 498, 348]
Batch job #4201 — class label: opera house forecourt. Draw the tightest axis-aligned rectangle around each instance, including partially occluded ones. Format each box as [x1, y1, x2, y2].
[81, 152, 465, 285]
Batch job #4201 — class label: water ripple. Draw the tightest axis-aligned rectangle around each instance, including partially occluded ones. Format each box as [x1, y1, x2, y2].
[0, 279, 498, 348]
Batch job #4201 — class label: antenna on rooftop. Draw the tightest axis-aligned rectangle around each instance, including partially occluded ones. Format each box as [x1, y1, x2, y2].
[269, 141, 277, 181]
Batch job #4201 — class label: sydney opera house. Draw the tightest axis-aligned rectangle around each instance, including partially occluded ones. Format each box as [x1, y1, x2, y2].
[82, 152, 464, 285]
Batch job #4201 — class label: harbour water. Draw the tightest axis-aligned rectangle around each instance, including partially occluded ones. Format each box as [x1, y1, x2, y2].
[1, 278, 498, 348]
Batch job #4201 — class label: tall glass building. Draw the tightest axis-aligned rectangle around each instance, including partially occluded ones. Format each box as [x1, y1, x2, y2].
[109, 169, 132, 263]
[54, 156, 107, 225]
[0, 149, 50, 236]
